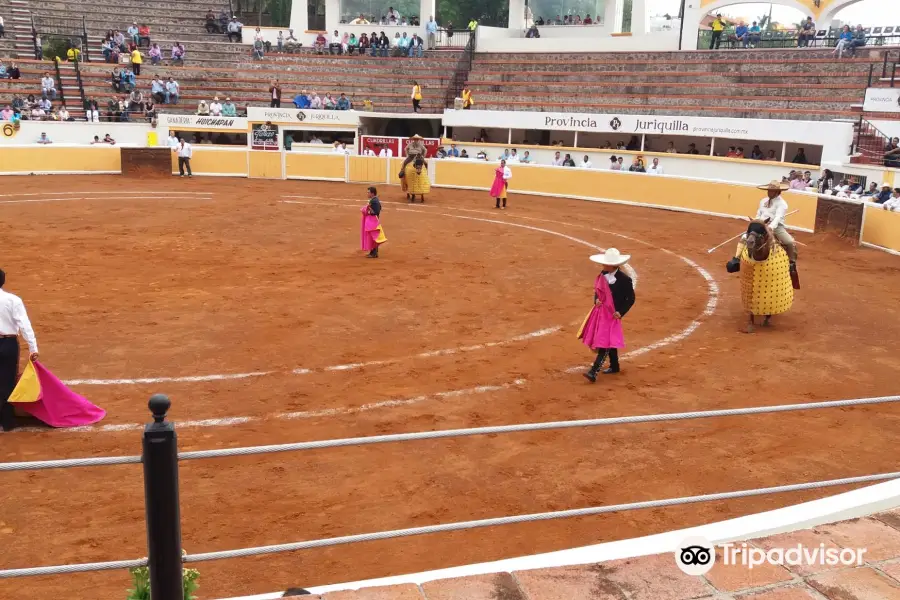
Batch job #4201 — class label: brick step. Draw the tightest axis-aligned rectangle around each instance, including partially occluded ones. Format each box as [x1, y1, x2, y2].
[464, 81, 863, 99]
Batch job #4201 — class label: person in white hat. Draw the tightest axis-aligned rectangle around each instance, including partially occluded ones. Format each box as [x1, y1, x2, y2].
[753, 180, 797, 269]
[577, 248, 635, 382]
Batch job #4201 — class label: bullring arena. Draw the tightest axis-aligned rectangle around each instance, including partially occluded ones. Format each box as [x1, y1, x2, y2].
[2, 165, 900, 599]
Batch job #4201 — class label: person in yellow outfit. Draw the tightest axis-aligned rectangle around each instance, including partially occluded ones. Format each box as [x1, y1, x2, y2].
[67, 45, 81, 62]
[709, 13, 726, 49]
[130, 46, 143, 76]
[462, 85, 474, 109]
[468, 19, 478, 31]
[404, 156, 430, 203]
[411, 81, 422, 112]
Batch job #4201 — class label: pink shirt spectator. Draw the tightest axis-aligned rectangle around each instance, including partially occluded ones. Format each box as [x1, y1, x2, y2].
[0, 108, 12, 120]
[789, 178, 807, 190]
[149, 46, 162, 59]
[172, 44, 184, 59]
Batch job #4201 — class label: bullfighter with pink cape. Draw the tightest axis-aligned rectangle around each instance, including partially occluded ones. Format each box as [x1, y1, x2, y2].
[361, 186, 386, 258]
[578, 248, 636, 383]
[10, 360, 106, 428]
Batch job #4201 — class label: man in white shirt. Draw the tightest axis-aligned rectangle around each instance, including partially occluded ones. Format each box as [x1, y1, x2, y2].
[646, 158, 664, 175]
[41, 72, 56, 100]
[332, 141, 343, 153]
[579, 155, 593, 168]
[0, 268, 39, 431]
[167, 133, 179, 148]
[36, 132, 52, 144]
[209, 97, 223, 116]
[508, 149, 520, 163]
[362, 147, 376, 156]
[883, 188, 900, 212]
[753, 180, 797, 266]
[377, 145, 393, 158]
[174, 138, 193, 177]
[309, 92, 322, 109]
[330, 30, 342, 54]
[551, 151, 563, 166]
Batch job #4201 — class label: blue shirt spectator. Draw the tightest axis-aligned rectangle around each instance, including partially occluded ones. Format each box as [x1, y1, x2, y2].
[426, 19, 437, 35]
[447, 144, 460, 157]
[293, 93, 310, 108]
[398, 33, 410, 49]
[735, 24, 747, 38]
[337, 94, 351, 110]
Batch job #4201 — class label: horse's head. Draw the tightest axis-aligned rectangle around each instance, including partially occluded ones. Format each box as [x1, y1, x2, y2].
[745, 221, 772, 257]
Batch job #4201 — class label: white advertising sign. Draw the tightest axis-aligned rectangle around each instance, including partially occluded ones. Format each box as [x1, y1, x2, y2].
[863, 88, 900, 113]
[442, 110, 842, 144]
[159, 114, 249, 130]
[246, 107, 360, 126]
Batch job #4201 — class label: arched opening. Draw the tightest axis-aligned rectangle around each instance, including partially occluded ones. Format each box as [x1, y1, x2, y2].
[693, 1, 810, 48]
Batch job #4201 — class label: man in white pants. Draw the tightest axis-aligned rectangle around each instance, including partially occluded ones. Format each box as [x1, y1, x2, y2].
[754, 180, 797, 268]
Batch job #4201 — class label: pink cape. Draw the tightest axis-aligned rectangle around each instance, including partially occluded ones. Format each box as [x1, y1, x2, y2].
[578, 274, 625, 350]
[489, 167, 506, 197]
[360, 205, 382, 251]
[17, 361, 106, 428]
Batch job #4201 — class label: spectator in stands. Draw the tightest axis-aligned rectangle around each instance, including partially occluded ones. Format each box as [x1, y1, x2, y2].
[285, 30, 300, 51]
[748, 21, 761, 47]
[36, 132, 52, 144]
[851, 24, 867, 53]
[0, 106, 11, 120]
[378, 144, 393, 157]
[227, 17, 243, 42]
[0, 64, 5, 79]
[222, 97, 237, 116]
[764, 149, 776, 160]
[734, 22, 749, 48]
[206, 10, 219, 33]
[735, 146, 745, 158]
[726, 146, 737, 158]
[378, 32, 390, 56]
[834, 25, 854, 58]
[145, 43, 161, 65]
[149, 76, 164, 103]
[459, 149, 469, 158]
[398, 32, 411, 56]
[425, 16, 438, 50]
[789, 172, 806, 190]
[883, 189, 900, 211]
[127, 22, 139, 46]
[337, 93, 351, 110]
[6, 63, 18, 79]
[197, 99, 210, 116]
[293, 90, 309, 108]
[626, 136, 640, 151]
[358, 33, 370, 54]
[791, 147, 809, 164]
[130, 46, 142, 75]
[388, 6, 401, 22]
[797, 17, 815, 47]
[315, 32, 327, 54]
[409, 33, 423, 57]
[584, 14, 593, 24]
[67, 44, 81, 62]
[309, 91, 322, 109]
[209, 96, 222, 116]
[629, 156, 646, 172]
[579, 155, 593, 168]
[885, 137, 900, 167]
[101, 39, 113, 62]
[411, 81, 422, 112]
[144, 99, 156, 122]
[647, 158, 664, 174]
[269, 80, 282, 108]
[123, 68, 136, 92]
[749, 145, 763, 160]
[0, 15, 4, 38]
[664, 141, 676, 153]
[549, 151, 562, 166]
[165, 77, 179, 104]
[38, 96, 51, 113]
[709, 13, 726, 49]
[815, 169, 834, 193]
[218, 10, 230, 32]
[861, 181, 880, 198]
[330, 30, 343, 54]
[561, 153, 575, 166]
[113, 30, 126, 51]
[684, 143, 698, 155]
[172, 42, 185, 65]
[40, 72, 56, 100]
[324, 93, 336, 109]
[129, 88, 144, 112]
[876, 183, 893, 204]
[609, 156, 620, 170]
[347, 33, 359, 54]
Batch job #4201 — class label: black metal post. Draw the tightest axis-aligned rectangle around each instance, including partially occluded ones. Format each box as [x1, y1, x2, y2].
[142, 395, 184, 600]
[867, 64, 874, 87]
[892, 63, 897, 88]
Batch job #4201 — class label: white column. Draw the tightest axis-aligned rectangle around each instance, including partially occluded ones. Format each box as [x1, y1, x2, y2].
[324, 0, 340, 34]
[781, 142, 787, 162]
[420, 0, 436, 36]
[288, 0, 309, 34]
[631, 0, 647, 35]
[710, 137, 715, 156]
[574, 131, 579, 147]
[680, 2, 705, 50]
[508, 0, 526, 31]
[604, 0, 622, 33]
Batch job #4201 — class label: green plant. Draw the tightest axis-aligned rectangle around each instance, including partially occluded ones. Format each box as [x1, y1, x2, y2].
[126, 553, 199, 600]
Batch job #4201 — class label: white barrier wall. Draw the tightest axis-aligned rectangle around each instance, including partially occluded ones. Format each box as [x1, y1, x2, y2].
[0, 121, 153, 146]
[475, 26, 680, 53]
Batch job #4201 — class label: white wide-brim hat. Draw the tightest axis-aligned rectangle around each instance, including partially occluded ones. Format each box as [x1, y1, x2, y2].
[590, 248, 630, 266]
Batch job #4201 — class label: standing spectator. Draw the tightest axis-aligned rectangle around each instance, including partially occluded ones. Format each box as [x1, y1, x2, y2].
[222, 97, 237, 116]
[66, 44, 81, 62]
[130, 46, 142, 76]
[227, 17, 243, 42]
[219, 10, 230, 32]
[647, 158, 664, 174]
[817, 169, 835, 193]
[209, 96, 222, 116]
[174, 138, 193, 177]
[127, 22, 139, 46]
[411, 81, 422, 112]
[41, 72, 57, 100]
[797, 16, 815, 47]
[138, 24, 151, 47]
[269, 80, 281, 108]
[709, 13, 726, 49]
[277, 30, 284, 52]
[165, 77, 179, 104]
[462, 85, 474, 109]
[426, 15, 438, 50]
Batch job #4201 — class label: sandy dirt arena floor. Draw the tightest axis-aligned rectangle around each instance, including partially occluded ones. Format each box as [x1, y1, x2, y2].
[0, 175, 899, 600]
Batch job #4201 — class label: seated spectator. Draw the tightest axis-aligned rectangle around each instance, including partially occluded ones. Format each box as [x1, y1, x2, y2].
[197, 100, 210, 115]
[377, 143, 392, 157]
[734, 146, 744, 158]
[309, 91, 322, 109]
[150, 76, 164, 103]
[629, 156, 646, 172]
[647, 158, 664, 174]
[791, 147, 809, 164]
[885, 137, 900, 167]
[293, 90, 310, 108]
[253, 38, 265, 59]
[30, 106, 46, 120]
[408, 33, 423, 57]
[227, 17, 243, 43]
[476, 149, 488, 160]
[0, 105, 11, 120]
[145, 100, 156, 122]
[103, 133, 116, 144]
[616, 156, 625, 169]
[802, 171, 812, 186]
[330, 30, 343, 54]
[205, 10, 219, 33]
[36, 132, 52, 144]
[584, 14, 593, 24]
[798, 16, 815, 47]
[123, 68, 135, 92]
[525, 24, 540, 38]
[222, 97, 237, 116]
[171, 42, 185, 65]
[138, 24, 151, 47]
[460, 149, 469, 158]
[126, 22, 139, 46]
[686, 143, 699, 155]
[626, 135, 640, 150]
[348, 33, 358, 54]
[579, 155, 592, 168]
[165, 77, 179, 104]
[766, 149, 778, 160]
[38, 96, 51, 112]
[862, 181, 880, 197]
[351, 13, 370, 24]
[113, 30, 126, 51]
[315, 32, 327, 53]
[609, 156, 620, 170]
[359, 33, 370, 54]
[7, 63, 20, 79]
[834, 25, 854, 58]
[41, 72, 57, 100]
[749, 145, 763, 160]
[562, 153, 575, 166]
[876, 183, 893, 204]
[665, 141, 676, 153]
[726, 146, 737, 158]
[393, 32, 405, 56]
[67, 45, 81, 62]
[883, 189, 900, 212]
[148, 43, 162, 65]
[337, 93, 351, 110]
[285, 29, 300, 52]
[851, 25, 867, 52]
[118, 96, 131, 121]
[209, 96, 222, 116]
[519, 151, 531, 163]
[615, 141, 625, 150]
[734, 22, 749, 48]
[748, 21, 761, 47]
[129, 88, 144, 112]
[789, 172, 807, 190]
[378, 32, 390, 56]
